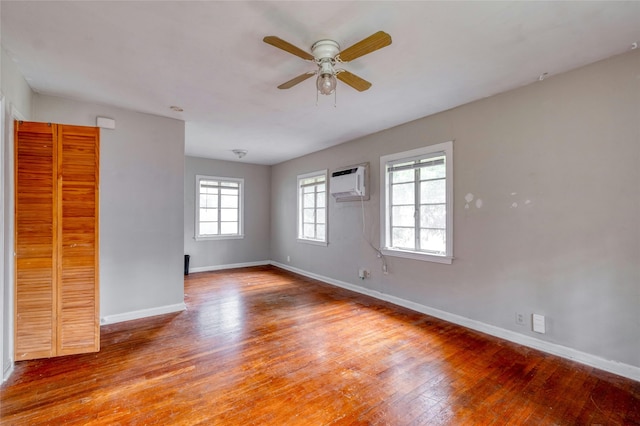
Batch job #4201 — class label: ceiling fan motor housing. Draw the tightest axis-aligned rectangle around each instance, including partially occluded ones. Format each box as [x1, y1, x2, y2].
[311, 40, 340, 62]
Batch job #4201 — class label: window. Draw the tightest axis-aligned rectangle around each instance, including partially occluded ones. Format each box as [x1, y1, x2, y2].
[297, 170, 327, 245]
[195, 175, 244, 240]
[380, 141, 453, 264]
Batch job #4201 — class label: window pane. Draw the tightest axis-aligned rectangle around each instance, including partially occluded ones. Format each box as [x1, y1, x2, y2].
[391, 182, 415, 205]
[382, 143, 451, 259]
[200, 194, 218, 208]
[200, 208, 218, 222]
[391, 205, 414, 227]
[391, 169, 414, 184]
[298, 172, 327, 242]
[420, 179, 446, 203]
[303, 208, 315, 222]
[419, 161, 445, 179]
[420, 229, 446, 254]
[301, 176, 324, 186]
[221, 208, 237, 221]
[200, 185, 218, 195]
[221, 195, 238, 208]
[221, 187, 238, 195]
[197, 176, 242, 238]
[420, 204, 446, 228]
[303, 223, 315, 238]
[303, 193, 315, 207]
[200, 222, 218, 235]
[391, 227, 415, 249]
[220, 222, 238, 234]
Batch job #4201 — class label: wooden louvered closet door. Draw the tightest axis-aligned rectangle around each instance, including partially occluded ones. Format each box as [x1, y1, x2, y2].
[57, 124, 100, 356]
[14, 122, 57, 359]
[15, 121, 100, 361]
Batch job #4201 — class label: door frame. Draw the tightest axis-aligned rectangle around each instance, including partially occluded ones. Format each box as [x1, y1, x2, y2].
[2, 101, 25, 382]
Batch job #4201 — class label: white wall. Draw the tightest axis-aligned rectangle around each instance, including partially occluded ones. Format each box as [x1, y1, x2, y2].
[271, 50, 640, 370]
[33, 95, 185, 322]
[1, 46, 33, 380]
[184, 156, 270, 270]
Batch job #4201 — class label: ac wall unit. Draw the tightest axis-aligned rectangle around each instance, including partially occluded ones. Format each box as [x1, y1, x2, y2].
[330, 165, 367, 200]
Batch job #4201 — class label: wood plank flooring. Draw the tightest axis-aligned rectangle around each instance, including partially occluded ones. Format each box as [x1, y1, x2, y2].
[2, 266, 639, 425]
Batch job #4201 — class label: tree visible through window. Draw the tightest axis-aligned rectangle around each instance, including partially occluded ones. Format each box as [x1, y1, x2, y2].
[297, 170, 327, 244]
[380, 141, 453, 263]
[196, 175, 244, 240]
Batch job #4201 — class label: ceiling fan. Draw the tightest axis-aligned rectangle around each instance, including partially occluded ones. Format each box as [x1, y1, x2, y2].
[263, 31, 392, 95]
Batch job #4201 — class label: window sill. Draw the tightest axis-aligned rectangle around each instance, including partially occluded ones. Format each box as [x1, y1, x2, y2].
[195, 235, 244, 241]
[381, 248, 452, 264]
[297, 238, 328, 247]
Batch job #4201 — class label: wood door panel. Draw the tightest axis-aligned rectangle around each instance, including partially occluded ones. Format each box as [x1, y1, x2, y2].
[14, 122, 56, 360]
[57, 124, 100, 355]
[15, 257, 54, 360]
[59, 265, 97, 355]
[61, 236, 95, 257]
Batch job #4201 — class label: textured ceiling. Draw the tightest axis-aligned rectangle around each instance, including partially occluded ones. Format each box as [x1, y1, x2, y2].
[2, 1, 639, 165]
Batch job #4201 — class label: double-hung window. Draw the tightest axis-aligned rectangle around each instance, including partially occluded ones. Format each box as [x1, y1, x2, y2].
[297, 170, 327, 245]
[380, 141, 453, 263]
[196, 175, 244, 240]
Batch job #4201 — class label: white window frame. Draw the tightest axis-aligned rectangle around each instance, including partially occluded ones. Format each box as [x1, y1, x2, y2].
[380, 141, 453, 264]
[195, 175, 244, 241]
[297, 169, 328, 246]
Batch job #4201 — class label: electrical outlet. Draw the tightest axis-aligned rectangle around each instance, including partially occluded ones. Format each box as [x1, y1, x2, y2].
[516, 312, 525, 325]
[286, 255, 291, 263]
[358, 268, 370, 279]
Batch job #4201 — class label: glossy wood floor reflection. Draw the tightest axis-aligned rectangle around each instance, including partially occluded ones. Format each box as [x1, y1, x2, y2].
[2, 267, 639, 425]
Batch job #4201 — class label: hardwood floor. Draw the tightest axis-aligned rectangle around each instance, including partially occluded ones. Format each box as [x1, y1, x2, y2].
[2, 266, 639, 425]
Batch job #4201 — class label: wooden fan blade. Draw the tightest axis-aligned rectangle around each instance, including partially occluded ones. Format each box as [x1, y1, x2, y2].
[336, 70, 372, 92]
[338, 31, 392, 62]
[263, 36, 314, 61]
[277, 72, 315, 89]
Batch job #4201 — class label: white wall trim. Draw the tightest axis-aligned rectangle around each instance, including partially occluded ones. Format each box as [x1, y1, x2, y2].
[10, 105, 26, 121]
[3, 360, 14, 384]
[0, 93, 5, 384]
[189, 260, 270, 274]
[270, 261, 640, 382]
[101, 303, 186, 325]
[2, 104, 25, 384]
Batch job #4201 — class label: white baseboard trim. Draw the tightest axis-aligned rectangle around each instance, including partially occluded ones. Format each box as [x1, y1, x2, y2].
[270, 261, 640, 382]
[101, 303, 186, 325]
[3, 359, 14, 383]
[189, 260, 270, 274]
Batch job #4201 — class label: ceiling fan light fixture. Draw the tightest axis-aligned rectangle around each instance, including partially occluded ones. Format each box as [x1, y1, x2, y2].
[317, 73, 337, 95]
[232, 149, 248, 159]
[316, 60, 337, 95]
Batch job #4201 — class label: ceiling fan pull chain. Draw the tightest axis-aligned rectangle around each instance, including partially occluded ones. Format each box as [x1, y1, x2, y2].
[334, 87, 337, 108]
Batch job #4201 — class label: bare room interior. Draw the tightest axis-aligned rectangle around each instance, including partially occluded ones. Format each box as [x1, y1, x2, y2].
[1, 1, 639, 424]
